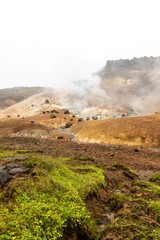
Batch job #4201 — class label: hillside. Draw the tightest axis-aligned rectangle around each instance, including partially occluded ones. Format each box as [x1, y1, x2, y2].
[71, 113, 160, 148]
[0, 87, 46, 109]
[1, 57, 160, 239]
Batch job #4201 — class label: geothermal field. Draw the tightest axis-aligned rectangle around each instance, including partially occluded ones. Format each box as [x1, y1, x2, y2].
[1, 57, 160, 240]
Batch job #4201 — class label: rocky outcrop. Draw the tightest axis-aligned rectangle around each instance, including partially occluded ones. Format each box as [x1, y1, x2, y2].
[0, 162, 29, 186]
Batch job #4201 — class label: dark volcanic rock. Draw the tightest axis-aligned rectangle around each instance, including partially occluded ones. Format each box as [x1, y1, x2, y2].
[45, 99, 49, 104]
[64, 109, 70, 114]
[50, 114, 56, 119]
[65, 123, 73, 128]
[78, 118, 84, 122]
[92, 116, 98, 120]
[0, 170, 10, 185]
[51, 109, 59, 114]
[57, 136, 64, 139]
[31, 121, 34, 124]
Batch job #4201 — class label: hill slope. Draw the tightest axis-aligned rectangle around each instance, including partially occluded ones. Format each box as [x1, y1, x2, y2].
[0, 87, 46, 109]
[71, 114, 160, 148]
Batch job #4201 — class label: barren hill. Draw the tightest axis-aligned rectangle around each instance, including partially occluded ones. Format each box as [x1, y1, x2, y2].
[0, 91, 62, 119]
[0, 87, 46, 109]
[71, 113, 160, 148]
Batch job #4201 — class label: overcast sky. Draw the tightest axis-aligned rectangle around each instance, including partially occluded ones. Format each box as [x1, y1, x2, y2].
[0, 0, 160, 89]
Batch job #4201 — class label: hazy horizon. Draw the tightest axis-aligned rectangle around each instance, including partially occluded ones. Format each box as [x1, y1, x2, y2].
[1, 0, 160, 89]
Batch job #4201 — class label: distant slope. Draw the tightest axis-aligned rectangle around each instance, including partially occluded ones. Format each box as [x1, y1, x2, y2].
[71, 114, 160, 147]
[0, 91, 62, 118]
[0, 87, 47, 109]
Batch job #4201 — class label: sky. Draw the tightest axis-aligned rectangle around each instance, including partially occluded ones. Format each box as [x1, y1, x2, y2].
[0, 0, 160, 89]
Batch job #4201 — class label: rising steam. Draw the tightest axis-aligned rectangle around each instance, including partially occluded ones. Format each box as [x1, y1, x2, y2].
[52, 56, 160, 118]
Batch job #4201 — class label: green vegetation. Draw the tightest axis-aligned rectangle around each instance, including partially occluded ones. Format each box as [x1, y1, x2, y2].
[1, 149, 160, 240]
[149, 172, 160, 184]
[0, 153, 106, 240]
[112, 163, 137, 175]
[134, 180, 160, 197]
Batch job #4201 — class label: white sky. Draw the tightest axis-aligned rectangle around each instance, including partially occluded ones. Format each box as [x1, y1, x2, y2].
[0, 0, 160, 89]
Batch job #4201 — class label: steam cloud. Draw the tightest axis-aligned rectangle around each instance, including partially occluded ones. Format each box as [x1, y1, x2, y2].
[98, 56, 160, 114]
[52, 56, 160, 118]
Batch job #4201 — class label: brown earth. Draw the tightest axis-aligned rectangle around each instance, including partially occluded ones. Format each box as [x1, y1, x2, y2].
[1, 135, 160, 239]
[1, 111, 160, 239]
[71, 113, 160, 148]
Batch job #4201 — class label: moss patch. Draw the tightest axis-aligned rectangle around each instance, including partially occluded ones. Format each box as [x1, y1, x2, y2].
[149, 172, 160, 184]
[0, 153, 106, 240]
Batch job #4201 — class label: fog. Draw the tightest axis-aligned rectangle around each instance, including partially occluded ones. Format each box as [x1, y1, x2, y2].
[0, 0, 160, 90]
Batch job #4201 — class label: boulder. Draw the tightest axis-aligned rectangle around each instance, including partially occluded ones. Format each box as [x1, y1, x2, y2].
[0, 170, 10, 185]
[45, 99, 49, 104]
[65, 123, 73, 128]
[57, 136, 64, 139]
[51, 110, 59, 114]
[64, 109, 70, 114]
[92, 116, 98, 120]
[78, 118, 84, 122]
[50, 115, 56, 119]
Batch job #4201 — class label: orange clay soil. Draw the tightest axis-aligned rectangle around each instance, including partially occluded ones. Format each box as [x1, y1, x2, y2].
[71, 114, 160, 148]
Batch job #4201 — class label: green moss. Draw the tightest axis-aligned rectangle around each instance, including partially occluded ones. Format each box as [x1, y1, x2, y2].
[149, 173, 160, 184]
[112, 163, 137, 175]
[0, 155, 106, 240]
[134, 181, 160, 196]
[24, 157, 52, 171]
[148, 200, 160, 215]
[79, 156, 95, 161]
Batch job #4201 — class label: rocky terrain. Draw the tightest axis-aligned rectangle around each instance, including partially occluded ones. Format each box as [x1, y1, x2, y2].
[1, 57, 160, 239]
